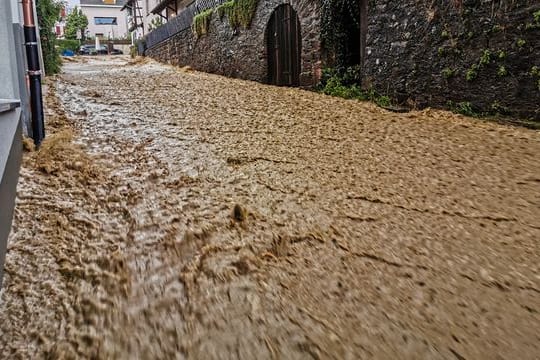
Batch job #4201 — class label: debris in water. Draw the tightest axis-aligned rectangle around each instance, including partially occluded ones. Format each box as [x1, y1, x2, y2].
[232, 204, 247, 222]
[22, 137, 35, 152]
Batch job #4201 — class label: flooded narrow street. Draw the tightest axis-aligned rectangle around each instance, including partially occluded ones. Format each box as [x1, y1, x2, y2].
[1, 56, 539, 359]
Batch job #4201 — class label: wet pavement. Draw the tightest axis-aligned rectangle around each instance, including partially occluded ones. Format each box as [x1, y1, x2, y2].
[0, 56, 539, 359]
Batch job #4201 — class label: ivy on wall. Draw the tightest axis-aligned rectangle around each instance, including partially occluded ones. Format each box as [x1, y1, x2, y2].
[217, 0, 258, 29]
[193, 9, 214, 36]
[192, 0, 259, 37]
[321, 0, 361, 75]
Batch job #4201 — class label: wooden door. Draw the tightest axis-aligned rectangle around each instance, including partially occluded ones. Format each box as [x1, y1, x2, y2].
[267, 5, 301, 86]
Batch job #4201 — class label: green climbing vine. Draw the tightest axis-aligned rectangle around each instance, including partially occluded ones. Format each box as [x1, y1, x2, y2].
[216, 1, 236, 23]
[193, 9, 213, 37]
[531, 66, 540, 91]
[463, 47, 515, 82]
[220, 0, 258, 29]
[525, 9, 540, 30]
[321, 0, 361, 73]
[193, 0, 258, 37]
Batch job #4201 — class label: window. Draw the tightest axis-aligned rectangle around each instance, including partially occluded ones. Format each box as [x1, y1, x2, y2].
[95, 17, 118, 25]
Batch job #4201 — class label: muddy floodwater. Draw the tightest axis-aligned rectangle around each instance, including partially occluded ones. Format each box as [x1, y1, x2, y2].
[1, 56, 539, 359]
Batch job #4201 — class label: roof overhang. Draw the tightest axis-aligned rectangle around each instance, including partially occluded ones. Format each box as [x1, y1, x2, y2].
[80, 4, 123, 8]
[121, 0, 135, 11]
[150, 0, 176, 15]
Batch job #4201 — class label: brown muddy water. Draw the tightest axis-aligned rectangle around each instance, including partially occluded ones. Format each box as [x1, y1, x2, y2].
[0, 56, 539, 359]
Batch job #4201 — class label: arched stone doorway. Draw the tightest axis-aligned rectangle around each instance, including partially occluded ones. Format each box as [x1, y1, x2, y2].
[321, 0, 368, 81]
[266, 4, 302, 86]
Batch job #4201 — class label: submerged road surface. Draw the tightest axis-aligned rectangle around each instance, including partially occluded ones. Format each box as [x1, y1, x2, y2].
[1, 56, 539, 359]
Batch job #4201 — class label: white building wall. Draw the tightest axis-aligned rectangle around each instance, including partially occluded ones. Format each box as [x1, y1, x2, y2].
[142, 0, 160, 33]
[81, 5, 129, 39]
[124, 0, 160, 40]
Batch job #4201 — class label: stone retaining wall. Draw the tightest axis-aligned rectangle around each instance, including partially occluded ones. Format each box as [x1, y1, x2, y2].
[146, 0, 322, 87]
[364, 0, 540, 119]
[146, 0, 540, 119]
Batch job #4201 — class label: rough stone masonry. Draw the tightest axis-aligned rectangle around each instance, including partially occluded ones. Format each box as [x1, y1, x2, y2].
[364, 0, 540, 120]
[145, 0, 540, 120]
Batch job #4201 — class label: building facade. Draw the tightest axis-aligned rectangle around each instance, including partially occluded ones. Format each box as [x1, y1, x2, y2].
[54, 5, 67, 39]
[1, 0, 28, 287]
[80, 0, 129, 39]
[121, 0, 161, 41]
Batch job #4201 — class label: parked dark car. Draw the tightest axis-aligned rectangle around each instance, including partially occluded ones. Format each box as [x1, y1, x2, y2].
[97, 46, 109, 55]
[78, 45, 92, 55]
[79, 45, 122, 55]
[110, 48, 123, 55]
[79, 45, 105, 55]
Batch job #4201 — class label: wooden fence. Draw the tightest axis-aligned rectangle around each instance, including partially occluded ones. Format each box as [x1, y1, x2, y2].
[144, 0, 228, 50]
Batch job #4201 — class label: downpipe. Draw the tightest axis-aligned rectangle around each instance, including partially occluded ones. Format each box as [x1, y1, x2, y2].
[22, 0, 45, 146]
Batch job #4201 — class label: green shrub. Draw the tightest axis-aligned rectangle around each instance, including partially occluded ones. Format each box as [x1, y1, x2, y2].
[64, 7, 88, 40]
[148, 17, 163, 31]
[375, 95, 391, 107]
[530, 66, 540, 90]
[479, 49, 491, 66]
[497, 65, 507, 77]
[37, 0, 62, 74]
[447, 101, 476, 117]
[442, 67, 455, 79]
[322, 77, 365, 99]
[437, 47, 445, 56]
[319, 68, 394, 107]
[456, 102, 475, 116]
[525, 22, 539, 30]
[534, 9, 540, 23]
[491, 100, 509, 114]
[56, 39, 80, 53]
[129, 45, 137, 58]
[466, 64, 479, 81]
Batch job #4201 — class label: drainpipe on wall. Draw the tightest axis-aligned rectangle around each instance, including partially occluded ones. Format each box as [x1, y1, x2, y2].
[21, 0, 45, 146]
